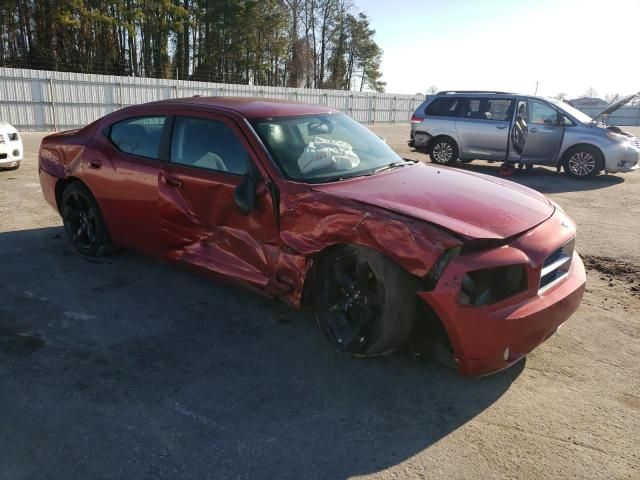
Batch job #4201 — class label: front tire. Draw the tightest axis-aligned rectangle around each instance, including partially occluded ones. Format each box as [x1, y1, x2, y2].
[562, 146, 603, 178]
[315, 245, 416, 356]
[429, 137, 459, 165]
[61, 182, 110, 256]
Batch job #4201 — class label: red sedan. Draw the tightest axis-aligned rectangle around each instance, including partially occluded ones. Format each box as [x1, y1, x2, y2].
[38, 97, 585, 376]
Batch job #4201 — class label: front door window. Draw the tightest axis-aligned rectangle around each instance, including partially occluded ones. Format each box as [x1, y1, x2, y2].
[527, 100, 559, 126]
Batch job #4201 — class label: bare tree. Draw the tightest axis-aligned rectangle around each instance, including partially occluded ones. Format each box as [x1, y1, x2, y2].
[584, 87, 598, 98]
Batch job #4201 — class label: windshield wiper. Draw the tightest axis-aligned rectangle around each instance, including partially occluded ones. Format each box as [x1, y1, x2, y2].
[373, 159, 418, 174]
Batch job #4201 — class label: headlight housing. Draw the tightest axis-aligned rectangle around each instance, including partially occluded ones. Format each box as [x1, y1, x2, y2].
[606, 131, 628, 143]
[458, 264, 528, 306]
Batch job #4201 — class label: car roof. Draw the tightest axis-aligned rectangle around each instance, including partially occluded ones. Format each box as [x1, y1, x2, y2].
[148, 96, 335, 119]
[433, 92, 558, 102]
[434, 92, 518, 99]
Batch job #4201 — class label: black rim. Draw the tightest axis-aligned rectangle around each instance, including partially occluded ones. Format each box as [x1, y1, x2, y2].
[63, 191, 98, 251]
[322, 253, 382, 351]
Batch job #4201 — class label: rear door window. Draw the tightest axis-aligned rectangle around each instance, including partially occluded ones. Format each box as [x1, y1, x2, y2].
[425, 97, 462, 117]
[109, 116, 167, 159]
[461, 98, 514, 121]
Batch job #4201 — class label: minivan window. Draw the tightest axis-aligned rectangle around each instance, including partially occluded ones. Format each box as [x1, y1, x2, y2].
[425, 97, 461, 117]
[461, 98, 513, 121]
[170, 116, 249, 175]
[109, 116, 166, 159]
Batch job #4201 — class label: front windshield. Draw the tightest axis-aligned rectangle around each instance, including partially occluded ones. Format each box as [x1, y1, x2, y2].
[548, 98, 593, 124]
[252, 113, 404, 182]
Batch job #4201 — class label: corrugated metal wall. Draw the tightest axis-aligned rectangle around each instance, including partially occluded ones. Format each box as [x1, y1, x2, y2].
[0, 67, 426, 131]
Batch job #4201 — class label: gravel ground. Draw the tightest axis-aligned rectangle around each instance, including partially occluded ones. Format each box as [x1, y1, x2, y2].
[0, 128, 639, 479]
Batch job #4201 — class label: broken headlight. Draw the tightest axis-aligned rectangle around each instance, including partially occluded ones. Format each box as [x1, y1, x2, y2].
[458, 264, 527, 307]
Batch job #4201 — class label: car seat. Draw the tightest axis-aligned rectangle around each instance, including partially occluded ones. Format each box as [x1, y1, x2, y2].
[512, 103, 528, 155]
[182, 121, 227, 171]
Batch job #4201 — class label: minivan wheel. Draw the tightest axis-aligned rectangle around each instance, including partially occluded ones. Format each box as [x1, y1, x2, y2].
[563, 146, 603, 178]
[429, 138, 459, 165]
[315, 245, 416, 357]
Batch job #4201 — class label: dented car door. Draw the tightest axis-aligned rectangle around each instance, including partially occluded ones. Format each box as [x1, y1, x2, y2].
[158, 113, 279, 288]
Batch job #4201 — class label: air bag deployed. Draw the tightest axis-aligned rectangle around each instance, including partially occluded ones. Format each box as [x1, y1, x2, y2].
[298, 137, 360, 174]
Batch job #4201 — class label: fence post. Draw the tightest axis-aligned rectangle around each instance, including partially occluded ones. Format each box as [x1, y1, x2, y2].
[392, 96, 397, 123]
[174, 83, 179, 99]
[48, 77, 57, 131]
[117, 82, 123, 109]
[369, 95, 378, 124]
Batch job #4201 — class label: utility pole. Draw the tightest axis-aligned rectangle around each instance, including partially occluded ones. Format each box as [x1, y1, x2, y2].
[534, 81, 539, 95]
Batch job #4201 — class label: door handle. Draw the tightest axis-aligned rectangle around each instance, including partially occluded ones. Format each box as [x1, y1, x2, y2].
[164, 176, 182, 188]
[89, 159, 102, 169]
[496, 124, 507, 129]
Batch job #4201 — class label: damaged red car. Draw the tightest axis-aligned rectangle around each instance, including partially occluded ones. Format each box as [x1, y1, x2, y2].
[38, 97, 586, 376]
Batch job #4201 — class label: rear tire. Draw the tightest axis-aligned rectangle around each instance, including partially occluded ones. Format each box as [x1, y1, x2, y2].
[61, 182, 110, 256]
[429, 137, 459, 165]
[315, 245, 416, 356]
[562, 146, 603, 179]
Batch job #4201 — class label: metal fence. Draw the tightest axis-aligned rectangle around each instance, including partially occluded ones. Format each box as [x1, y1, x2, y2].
[0, 67, 426, 131]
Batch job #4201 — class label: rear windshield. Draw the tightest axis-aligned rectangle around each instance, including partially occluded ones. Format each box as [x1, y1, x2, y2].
[414, 99, 430, 116]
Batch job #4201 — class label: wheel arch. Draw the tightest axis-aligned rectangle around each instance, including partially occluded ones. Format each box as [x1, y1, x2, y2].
[429, 134, 459, 153]
[55, 176, 85, 213]
[558, 143, 605, 170]
[300, 242, 423, 307]
[301, 241, 457, 364]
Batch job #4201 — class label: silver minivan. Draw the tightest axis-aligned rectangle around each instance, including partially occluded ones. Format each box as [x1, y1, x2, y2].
[410, 91, 640, 178]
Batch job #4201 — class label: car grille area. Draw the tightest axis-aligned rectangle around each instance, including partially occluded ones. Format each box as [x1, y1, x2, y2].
[539, 238, 575, 294]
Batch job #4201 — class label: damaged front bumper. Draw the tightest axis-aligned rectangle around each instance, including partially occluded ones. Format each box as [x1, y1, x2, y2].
[418, 209, 586, 377]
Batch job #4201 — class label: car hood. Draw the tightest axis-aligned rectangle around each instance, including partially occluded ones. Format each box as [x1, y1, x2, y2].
[311, 163, 555, 240]
[593, 92, 639, 121]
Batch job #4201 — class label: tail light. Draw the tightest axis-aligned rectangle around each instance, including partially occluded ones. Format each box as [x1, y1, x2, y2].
[411, 114, 424, 124]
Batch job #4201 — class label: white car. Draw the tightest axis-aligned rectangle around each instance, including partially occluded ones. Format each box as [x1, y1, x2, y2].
[0, 121, 23, 170]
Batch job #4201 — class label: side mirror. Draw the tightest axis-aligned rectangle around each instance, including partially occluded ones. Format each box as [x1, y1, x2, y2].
[234, 172, 257, 216]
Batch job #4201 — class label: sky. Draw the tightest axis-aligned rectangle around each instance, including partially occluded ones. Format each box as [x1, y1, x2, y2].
[360, 0, 640, 99]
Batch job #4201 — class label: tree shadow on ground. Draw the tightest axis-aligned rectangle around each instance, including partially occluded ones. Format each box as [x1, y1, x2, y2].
[0, 227, 523, 480]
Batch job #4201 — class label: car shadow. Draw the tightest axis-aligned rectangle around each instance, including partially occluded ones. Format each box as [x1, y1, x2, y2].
[456, 162, 624, 194]
[406, 151, 625, 193]
[0, 226, 523, 480]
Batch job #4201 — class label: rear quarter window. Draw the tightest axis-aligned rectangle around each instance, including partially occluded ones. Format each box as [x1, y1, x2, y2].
[108, 116, 167, 159]
[425, 97, 463, 117]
